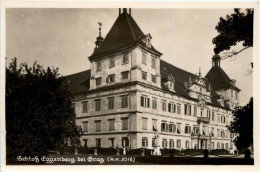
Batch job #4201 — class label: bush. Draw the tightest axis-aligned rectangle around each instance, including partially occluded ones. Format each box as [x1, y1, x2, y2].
[183, 149, 204, 156]
[210, 149, 230, 155]
[78, 146, 95, 155]
[129, 148, 153, 156]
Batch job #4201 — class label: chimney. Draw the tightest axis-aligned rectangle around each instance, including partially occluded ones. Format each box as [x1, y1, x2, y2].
[129, 8, 131, 15]
[119, 8, 121, 15]
[123, 8, 127, 13]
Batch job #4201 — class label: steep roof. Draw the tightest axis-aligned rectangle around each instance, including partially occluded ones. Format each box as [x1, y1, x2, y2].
[205, 66, 240, 91]
[63, 60, 229, 109]
[89, 10, 161, 59]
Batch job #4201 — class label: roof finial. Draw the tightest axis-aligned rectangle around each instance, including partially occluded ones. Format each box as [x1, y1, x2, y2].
[98, 22, 102, 37]
[199, 67, 201, 77]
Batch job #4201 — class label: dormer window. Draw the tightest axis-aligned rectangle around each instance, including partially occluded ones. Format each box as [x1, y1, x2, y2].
[163, 74, 175, 92]
[140, 33, 152, 48]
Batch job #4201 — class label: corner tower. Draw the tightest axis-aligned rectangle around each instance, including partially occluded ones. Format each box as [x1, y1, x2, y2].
[88, 8, 162, 90]
[205, 54, 241, 109]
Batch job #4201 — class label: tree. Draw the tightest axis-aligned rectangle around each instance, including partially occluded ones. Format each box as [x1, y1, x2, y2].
[213, 9, 253, 59]
[228, 97, 253, 151]
[6, 58, 83, 162]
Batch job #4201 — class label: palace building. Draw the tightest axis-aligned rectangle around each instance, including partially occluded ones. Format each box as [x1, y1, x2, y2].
[64, 8, 240, 151]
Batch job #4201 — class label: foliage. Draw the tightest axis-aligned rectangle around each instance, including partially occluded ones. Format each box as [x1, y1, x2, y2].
[213, 9, 253, 58]
[210, 149, 231, 155]
[6, 58, 83, 162]
[228, 97, 253, 150]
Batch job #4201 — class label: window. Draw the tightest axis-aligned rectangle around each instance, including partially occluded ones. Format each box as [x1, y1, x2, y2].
[162, 139, 167, 148]
[226, 143, 229, 150]
[82, 121, 88, 132]
[212, 111, 215, 121]
[97, 60, 102, 71]
[121, 71, 129, 80]
[96, 138, 101, 148]
[177, 123, 181, 134]
[162, 101, 166, 111]
[152, 119, 158, 131]
[169, 139, 174, 148]
[211, 127, 215, 137]
[142, 52, 147, 64]
[184, 104, 191, 116]
[151, 56, 156, 68]
[95, 120, 101, 131]
[142, 118, 148, 130]
[82, 101, 88, 113]
[161, 122, 168, 132]
[108, 119, 115, 131]
[95, 99, 101, 111]
[193, 125, 198, 135]
[221, 130, 225, 138]
[207, 110, 211, 119]
[107, 97, 114, 109]
[217, 114, 220, 123]
[121, 95, 128, 108]
[142, 71, 147, 80]
[141, 96, 150, 108]
[221, 143, 224, 149]
[217, 143, 220, 149]
[194, 106, 197, 116]
[169, 123, 174, 132]
[122, 137, 129, 147]
[96, 77, 102, 86]
[185, 125, 191, 134]
[168, 103, 176, 113]
[151, 74, 156, 83]
[235, 92, 238, 99]
[142, 137, 148, 147]
[83, 139, 88, 147]
[109, 138, 114, 147]
[202, 126, 206, 136]
[177, 139, 181, 148]
[185, 141, 189, 149]
[107, 74, 115, 83]
[177, 104, 181, 114]
[123, 52, 129, 64]
[121, 118, 128, 130]
[109, 57, 115, 68]
[152, 99, 157, 110]
[211, 142, 214, 149]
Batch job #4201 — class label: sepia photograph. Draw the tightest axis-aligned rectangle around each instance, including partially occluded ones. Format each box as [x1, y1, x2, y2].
[1, 1, 259, 172]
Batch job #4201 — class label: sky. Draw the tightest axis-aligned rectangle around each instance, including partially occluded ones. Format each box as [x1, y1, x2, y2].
[5, 8, 253, 106]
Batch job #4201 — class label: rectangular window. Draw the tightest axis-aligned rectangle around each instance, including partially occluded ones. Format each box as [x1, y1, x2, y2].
[177, 104, 181, 114]
[217, 129, 220, 137]
[162, 101, 166, 111]
[185, 141, 190, 149]
[96, 138, 101, 148]
[169, 139, 174, 148]
[97, 60, 102, 71]
[123, 52, 129, 64]
[122, 137, 129, 147]
[169, 123, 174, 132]
[151, 56, 156, 68]
[121, 95, 128, 108]
[108, 97, 114, 109]
[109, 138, 114, 147]
[193, 125, 198, 135]
[142, 137, 148, 147]
[184, 104, 191, 116]
[217, 114, 220, 123]
[95, 120, 101, 132]
[108, 119, 115, 131]
[109, 57, 115, 68]
[142, 52, 147, 64]
[95, 99, 101, 111]
[82, 101, 88, 113]
[151, 74, 156, 83]
[177, 139, 181, 148]
[82, 121, 88, 132]
[83, 139, 88, 147]
[96, 77, 102, 86]
[152, 119, 158, 131]
[161, 122, 168, 132]
[207, 110, 211, 119]
[142, 118, 148, 130]
[177, 123, 181, 134]
[185, 125, 191, 134]
[212, 111, 215, 121]
[107, 74, 115, 83]
[142, 71, 147, 80]
[211, 127, 215, 137]
[141, 96, 150, 108]
[121, 71, 129, 80]
[194, 106, 197, 116]
[121, 118, 128, 130]
[152, 99, 157, 110]
[162, 139, 167, 148]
